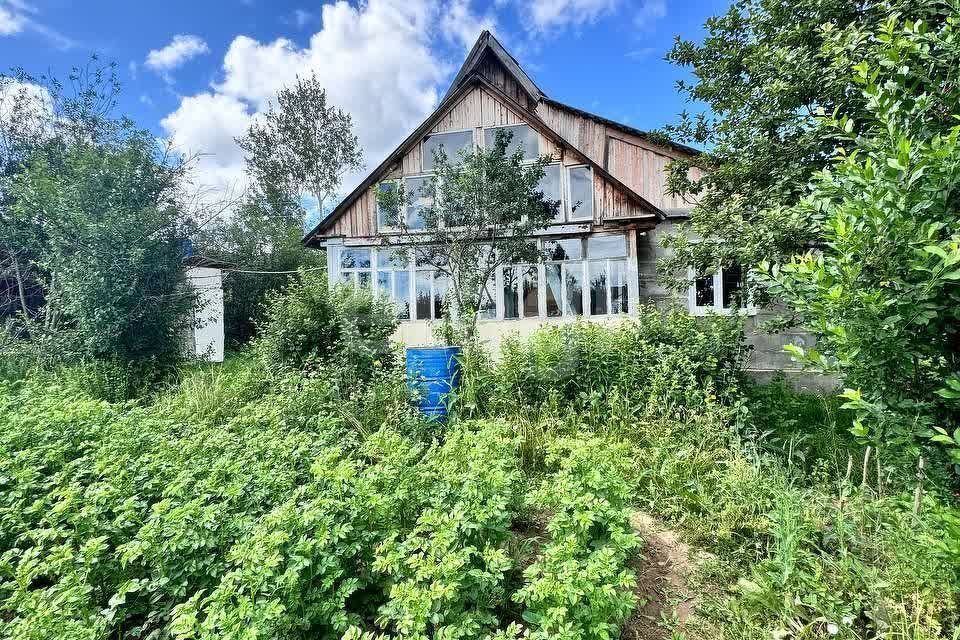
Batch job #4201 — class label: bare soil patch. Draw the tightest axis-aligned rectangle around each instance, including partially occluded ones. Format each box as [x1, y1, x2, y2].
[621, 511, 703, 640]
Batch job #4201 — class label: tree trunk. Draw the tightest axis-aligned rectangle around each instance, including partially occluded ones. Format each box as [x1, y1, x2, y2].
[10, 250, 32, 339]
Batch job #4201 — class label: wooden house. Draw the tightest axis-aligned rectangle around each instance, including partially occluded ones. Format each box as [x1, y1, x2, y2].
[303, 31, 810, 370]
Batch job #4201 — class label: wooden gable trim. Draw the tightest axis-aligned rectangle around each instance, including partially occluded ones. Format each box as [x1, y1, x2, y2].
[304, 73, 663, 246]
[441, 31, 543, 105]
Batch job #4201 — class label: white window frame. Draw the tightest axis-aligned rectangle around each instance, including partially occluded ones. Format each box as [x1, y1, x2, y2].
[420, 128, 476, 173]
[565, 164, 594, 222]
[376, 175, 436, 234]
[687, 266, 756, 316]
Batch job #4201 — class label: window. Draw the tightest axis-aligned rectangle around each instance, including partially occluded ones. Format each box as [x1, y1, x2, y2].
[339, 248, 372, 287]
[422, 130, 474, 171]
[376, 182, 398, 230]
[688, 265, 751, 315]
[405, 176, 432, 231]
[374, 249, 411, 320]
[544, 238, 584, 318]
[484, 124, 539, 161]
[503, 264, 539, 320]
[587, 234, 629, 316]
[537, 163, 563, 222]
[567, 166, 593, 221]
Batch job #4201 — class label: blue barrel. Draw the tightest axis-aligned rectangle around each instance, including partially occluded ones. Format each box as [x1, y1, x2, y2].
[406, 346, 462, 421]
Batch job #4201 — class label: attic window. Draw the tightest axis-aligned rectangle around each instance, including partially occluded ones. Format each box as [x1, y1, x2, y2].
[422, 130, 474, 171]
[484, 123, 539, 161]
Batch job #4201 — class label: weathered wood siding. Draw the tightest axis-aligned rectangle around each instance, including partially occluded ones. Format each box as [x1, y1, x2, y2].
[475, 51, 532, 109]
[535, 101, 702, 210]
[329, 188, 376, 238]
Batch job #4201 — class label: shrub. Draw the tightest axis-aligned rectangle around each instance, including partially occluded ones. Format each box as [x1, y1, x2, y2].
[253, 271, 398, 384]
[475, 307, 746, 417]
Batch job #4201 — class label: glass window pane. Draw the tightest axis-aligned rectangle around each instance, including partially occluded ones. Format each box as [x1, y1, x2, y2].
[695, 274, 714, 308]
[377, 271, 391, 299]
[564, 263, 584, 316]
[537, 164, 562, 221]
[379, 248, 407, 268]
[340, 248, 371, 269]
[610, 260, 628, 314]
[405, 176, 432, 230]
[568, 166, 593, 220]
[503, 267, 519, 319]
[545, 264, 562, 317]
[522, 266, 539, 318]
[484, 124, 539, 161]
[357, 270, 372, 289]
[422, 130, 474, 171]
[433, 272, 450, 320]
[415, 271, 431, 319]
[722, 265, 744, 308]
[544, 238, 582, 261]
[394, 270, 410, 320]
[587, 234, 626, 258]
[376, 182, 397, 229]
[589, 261, 608, 316]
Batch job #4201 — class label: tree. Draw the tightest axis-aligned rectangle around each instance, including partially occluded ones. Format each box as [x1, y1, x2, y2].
[195, 194, 324, 346]
[7, 126, 193, 365]
[237, 73, 363, 214]
[658, 0, 957, 292]
[758, 11, 960, 470]
[377, 129, 561, 343]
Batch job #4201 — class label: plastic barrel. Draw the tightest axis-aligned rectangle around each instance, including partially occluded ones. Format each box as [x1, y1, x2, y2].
[405, 346, 462, 421]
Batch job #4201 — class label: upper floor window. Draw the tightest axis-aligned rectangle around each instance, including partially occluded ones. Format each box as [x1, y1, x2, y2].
[484, 123, 539, 161]
[567, 165, 593, 221]
[422, 130, 474, 172]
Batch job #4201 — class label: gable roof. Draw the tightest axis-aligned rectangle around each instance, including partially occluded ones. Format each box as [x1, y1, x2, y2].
[303, 31, 684, 246]
[442, 31, 544, 104]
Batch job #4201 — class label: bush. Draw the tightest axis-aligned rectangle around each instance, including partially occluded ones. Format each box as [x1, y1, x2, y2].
[466, 307, 747, 418]
[253, 272, 398, 384]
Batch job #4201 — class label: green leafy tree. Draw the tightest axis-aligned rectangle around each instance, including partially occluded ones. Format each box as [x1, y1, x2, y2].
[659, 0, 957, 292]
[758, 12, 960, 469]
[195, 195, 323, 346]
[8, 127, 192, 365]
[376, 130, 560, 343]
[236, 72, 363, 213]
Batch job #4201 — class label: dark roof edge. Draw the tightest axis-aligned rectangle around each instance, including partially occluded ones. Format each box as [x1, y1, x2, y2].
[441, 31, 543, 104]
[541, 97, 702, 158]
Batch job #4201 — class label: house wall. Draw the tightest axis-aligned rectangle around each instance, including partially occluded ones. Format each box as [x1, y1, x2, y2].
[535, 101, 705, 212]
[329, 85, 650, 239]
[636, 220, 832, 389]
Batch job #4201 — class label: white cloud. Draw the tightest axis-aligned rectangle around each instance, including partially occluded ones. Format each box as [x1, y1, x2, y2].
[0, 5, 26, 35]
[146, 34, 210, 73]
[162, 0, 450, 209]
[634, 0, 665, 28]
[526, 0, 620, 31]
[441, 0, 496, 51]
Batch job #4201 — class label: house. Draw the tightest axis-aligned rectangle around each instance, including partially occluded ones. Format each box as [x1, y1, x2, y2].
[303, 31, 815, 379]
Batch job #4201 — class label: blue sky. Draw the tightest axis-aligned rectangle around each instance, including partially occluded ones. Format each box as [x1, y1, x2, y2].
[0, 0, 726, 207]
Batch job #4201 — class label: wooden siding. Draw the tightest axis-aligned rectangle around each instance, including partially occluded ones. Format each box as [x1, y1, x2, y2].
[330, 188, 375, 238]
[535, 100, 701, 210]
[475, 51, 531, 109]
[594, 172, 647, 221]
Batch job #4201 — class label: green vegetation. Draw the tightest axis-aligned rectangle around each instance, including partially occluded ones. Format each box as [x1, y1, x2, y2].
[1, 307, 956, 640]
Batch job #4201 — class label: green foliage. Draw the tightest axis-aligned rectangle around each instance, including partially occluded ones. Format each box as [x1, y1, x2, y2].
[252, 271, 398, 384]
[377, 129, 561, 342]
[469, 307, 747, 418]
[194, 196, 324, 346]
[758, 12, 960, 469]
[514, 438, 640, 640]
[659, 0, 958, 289]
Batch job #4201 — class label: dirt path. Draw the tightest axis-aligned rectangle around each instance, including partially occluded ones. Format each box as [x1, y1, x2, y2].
[621, 512, 702, 640]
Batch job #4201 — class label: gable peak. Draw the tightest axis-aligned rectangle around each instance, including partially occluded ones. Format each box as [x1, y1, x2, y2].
[442, 31, 544, 104]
